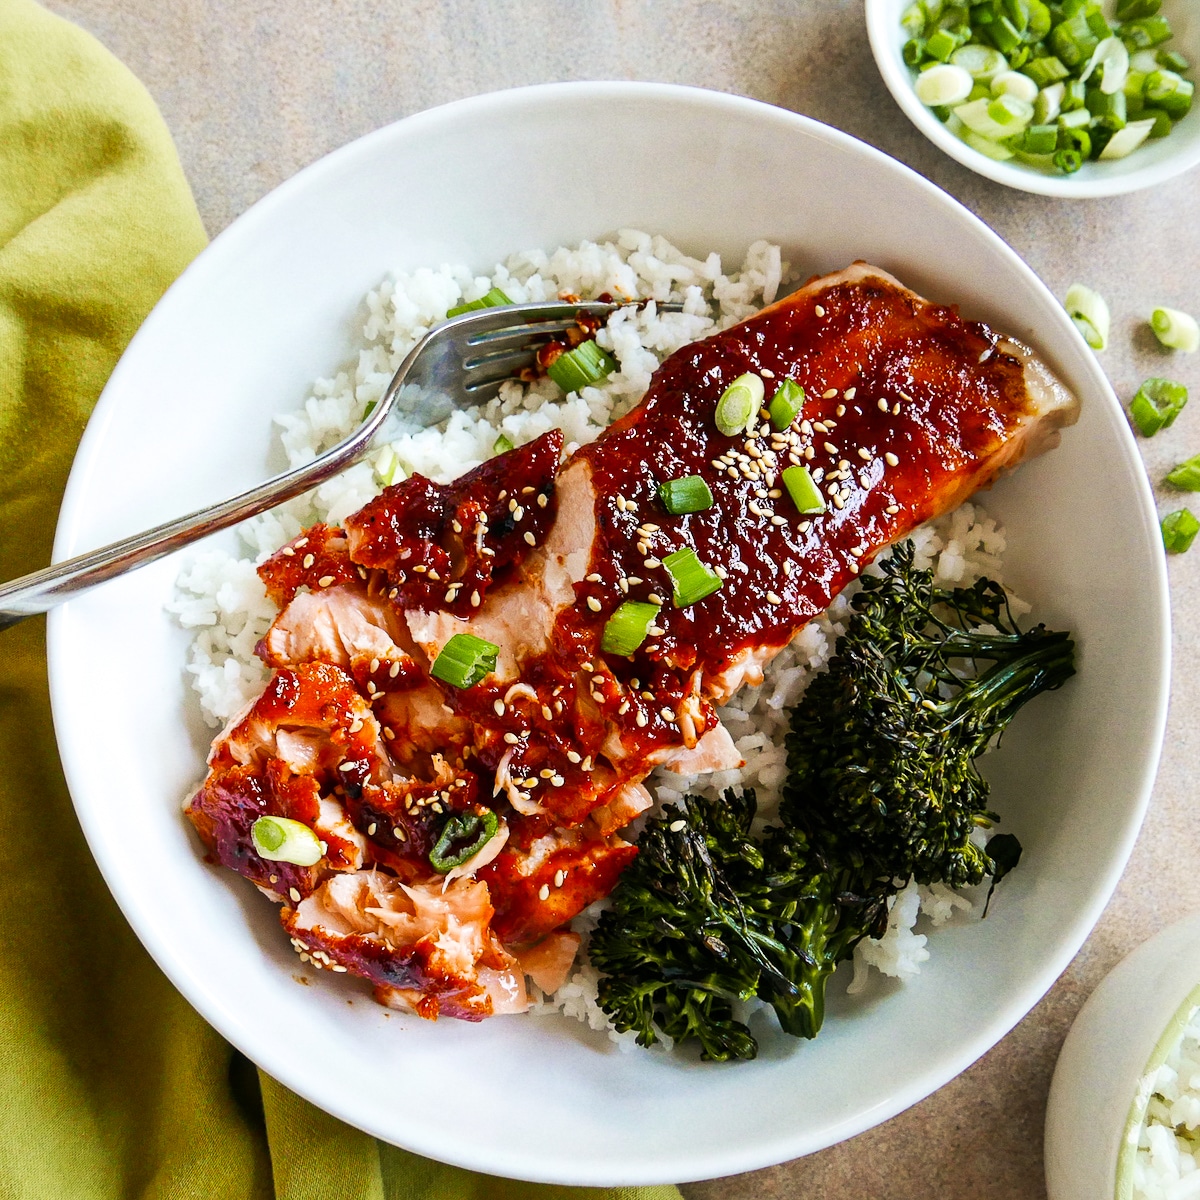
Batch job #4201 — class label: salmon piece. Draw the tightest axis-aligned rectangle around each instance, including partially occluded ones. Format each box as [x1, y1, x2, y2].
[189, 262, 1078, 1022]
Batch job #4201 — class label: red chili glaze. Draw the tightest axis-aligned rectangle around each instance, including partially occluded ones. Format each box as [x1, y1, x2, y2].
[568, 278, 1032, 682]
[258, 523, 361, 607]
[344, 429, 561, 617]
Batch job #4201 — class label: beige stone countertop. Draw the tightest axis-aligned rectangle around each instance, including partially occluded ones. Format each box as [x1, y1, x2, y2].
[43, 1, 1200, 1196]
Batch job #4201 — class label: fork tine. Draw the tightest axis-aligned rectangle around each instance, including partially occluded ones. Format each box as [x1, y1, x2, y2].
[462, 348, 537, 386]
[463, 319, 581, 352]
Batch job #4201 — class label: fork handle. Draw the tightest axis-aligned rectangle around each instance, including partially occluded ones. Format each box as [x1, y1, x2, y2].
[0, 428, 374, 631]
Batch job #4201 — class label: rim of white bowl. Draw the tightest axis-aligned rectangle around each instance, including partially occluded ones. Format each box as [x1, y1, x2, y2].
[864, 0, 1200, 198]
[47, 81, 1172, 1185]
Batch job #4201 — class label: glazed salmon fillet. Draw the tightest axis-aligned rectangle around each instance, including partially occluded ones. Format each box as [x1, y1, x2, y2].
[186, 263, 1078, 1021]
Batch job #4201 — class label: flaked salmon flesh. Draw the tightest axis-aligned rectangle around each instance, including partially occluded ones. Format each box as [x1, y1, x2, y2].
[186, 263, 1078, 1021]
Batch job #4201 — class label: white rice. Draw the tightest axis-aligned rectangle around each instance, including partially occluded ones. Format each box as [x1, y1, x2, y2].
[170, 231, 1016, 1047]
[1133, 1010, 1200, 1200]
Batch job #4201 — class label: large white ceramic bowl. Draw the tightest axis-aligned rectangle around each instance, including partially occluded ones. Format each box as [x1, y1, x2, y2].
[1045, 913, 1200, 1200]
[865, 0, 1200, 197]
[47, 83, 1169, 1185]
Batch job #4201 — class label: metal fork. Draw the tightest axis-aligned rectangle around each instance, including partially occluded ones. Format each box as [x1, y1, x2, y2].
[0, 300, 672, 630]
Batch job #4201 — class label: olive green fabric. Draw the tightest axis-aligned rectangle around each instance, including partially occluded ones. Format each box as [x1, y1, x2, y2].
[0, 2, 684, 1197]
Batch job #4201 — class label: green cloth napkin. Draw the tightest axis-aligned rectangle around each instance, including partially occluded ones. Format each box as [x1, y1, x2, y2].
[0, 2, 684, 1196]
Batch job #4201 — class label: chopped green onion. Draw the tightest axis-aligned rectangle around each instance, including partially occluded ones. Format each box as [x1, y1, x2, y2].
[1061, 78, 1088, 111]
[951, 44, 1008, 79]
[781, 465, 827, 515]
[492, 433, 514, 456]
[1145, 70, 1194, 119]
[662, 547, 723, 608]
[1166, 454, 1200, 491]
[1099, 117, 1156, 158]
[962, 129, 1016, 159]
[446, 287, 512, 319]
[988, 14, 1023, 54]
[1085, 6, 1111, 40]
[992, 69, 1039, 103]
[375, 445, 405, 487]
[547, 341, 617, 394]
[658, 475, 714, 515]
[1080, 36, 1129, 94]
[916, 63, 975, 105]
[600, 600, 661, 655]
[430, 633, 499, 689]
[1022, 123, 1059, 154]
[1023, 56, 1070, 87]
[714, 372, 765, 437]
[1057, 105, 1092, 129]
[1161, 509, 1200, 555]
[1087, 84, 1127, 129]
[429, 808, 500, 873]
[1116, 0, 1160, 20]
[1145, 107, 1175, 138]
[767, 379, 806, 430]
[251, 816, 323, 867]
[988, 91, 1035, 128]
[1128, 378, 1188, 436]
[1064, 283, 1110, 350]
[1157, 49, 1190, 74]
[904, 37, 928, 67]
[926, 27, 961, 61]
[1151, 307, 1200, 352]
[1121, 16, 1173, 51]
[955, 96, 1018, 138]
[1053, 146, 1084, 172]
[1034, 81, 1066, 123]
[1050, 13, 1099, 68]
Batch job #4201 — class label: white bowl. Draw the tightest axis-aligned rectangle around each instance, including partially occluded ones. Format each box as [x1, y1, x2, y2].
[47, 83, 1169, 1185]
[1045, 913, 1200, 1200]
[865, 0, 1200, 197]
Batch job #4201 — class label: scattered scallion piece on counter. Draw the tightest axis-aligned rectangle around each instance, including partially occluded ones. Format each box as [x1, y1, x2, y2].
[658, 475, 714, 515]
[714, 372, 765, 436]
[1151, 306, 1200, 351]
[1166, 454, 1200, 490]
[1128, 377, 1189, 436]
[428, 808, 499, 873]
[768, 379, 805, 430]
[662, 547, 723, 608]
[251, 816, 324, 867]
[492, 433, 514, 456]
[1064, 283, 1110, 350]
[446, 287, 512, 318]
[547, 340, 618, 393]
[781, 464, 827, 515]
[430, 632, 499, 689]
[1161, 508, 1200, 553]
[601, 600, 661, 656]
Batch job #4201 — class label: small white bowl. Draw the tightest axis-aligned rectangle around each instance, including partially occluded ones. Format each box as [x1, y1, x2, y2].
[1045, 913, 1200, 1200]
[865, 0, 1200, 197]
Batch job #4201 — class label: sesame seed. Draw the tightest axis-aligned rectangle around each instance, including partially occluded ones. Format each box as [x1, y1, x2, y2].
[522, 777, 538, 788]
[471, 590, 481, 606]
[644, 557, 661, 570]
[393, 826, 407, 841]
[661, 707, 676, 722]
[885, 452, 899, 466]
[541, 705, 553, 721]
[539, 884, 551, 901]
[799, 520, 812, 532]
[428, 569, 441, 581]
[295, 538, 308, 548]
[770, 515, 787, 526]
[289, 888, 301, 903]
[878, 398, 889, 412]
[567, 750, 581, 763]
[551, 775, 564, 787]
[727, 467, 739, 480]
[803, 446, 815, 460]
[768, 488, 782, 499]
[824, 442, 837, 455]
[513, 506, 525, 521]
[832, 493, 845, 510]
[647, 593, 664, 606]
[586, 596, 602, 612]
[540, 768, 555, 779]
[749, 501, 766, 518]
[523, 531, 536, 546]
[504, 731, 519, 744]
[886, 504, 901, 514]
[899, 390, 913, 403]
[388, 588, 398, 599]
[851, 547, 863, 558]
[857, 447, 872, 461]
[302, 554, 315, 568]
[844, 387, 857, 399]
[582, 756, 593, 771]
[494, 699, 506, 717]
[618, 578, 629, 593]
[815, 304, 826, 317]
[714, 566, 728, 580]
[554, 869, 566, 887]
[383, 728, 395, 740]
[761, 368, 775, 379]
[892, 402, 901, 415]
[767, 591, 783, 604]
[538, 492, 550, 509]
[636, 711, 648, 727]
[586, 573, 602, 583]
[642, 522, 661, 532]
[444, 587, 457, 603]
[282, 547, 295, 557]
[367, 823, 377, 836]
[836, 405, 846, 417]
[636, 540, 649, 555]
